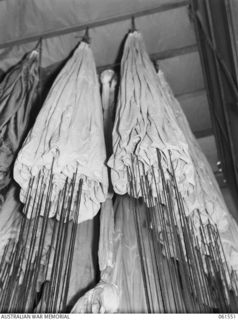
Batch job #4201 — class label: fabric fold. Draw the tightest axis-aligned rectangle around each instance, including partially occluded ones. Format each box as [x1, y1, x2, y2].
[108, 31, 195, 204]
[14, 42, 108, 224]
[157, 69, 238, 271]
[0, 49, 39, 260]
[0, 50, 39, 190]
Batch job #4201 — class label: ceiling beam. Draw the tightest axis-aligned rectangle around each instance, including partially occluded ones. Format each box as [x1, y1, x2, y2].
[97, 44, 197, 72]
[175, 87, 204, 100]
[0, 1, 188, 50]
[193, 127, 213, 138]
[151, 44, 197, 61]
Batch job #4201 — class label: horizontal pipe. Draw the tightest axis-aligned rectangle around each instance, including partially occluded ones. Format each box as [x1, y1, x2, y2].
[0, 1, 188, 50]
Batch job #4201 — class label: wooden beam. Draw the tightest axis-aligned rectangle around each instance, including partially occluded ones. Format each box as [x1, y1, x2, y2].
[0, 1, 188, 50]
[97, 44, 197, 72]
[193, 128, 213, 139]
[151, 44, 197, 61]
[175, 87, 205, 100]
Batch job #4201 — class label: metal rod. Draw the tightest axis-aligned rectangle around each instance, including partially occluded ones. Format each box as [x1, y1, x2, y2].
[0, 1, 188, 50]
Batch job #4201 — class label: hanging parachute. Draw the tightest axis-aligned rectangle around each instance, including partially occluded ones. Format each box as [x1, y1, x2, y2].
[72, 69, 120, 314]
[0, 49, 39, 190]
[0, 49, 40, 259]
[108, 31, 195, 203]
[156, 69, 238, 272]
[108, 31, 238, 312]
[0, 40, 108, 313]
[14, 41, 108, 224]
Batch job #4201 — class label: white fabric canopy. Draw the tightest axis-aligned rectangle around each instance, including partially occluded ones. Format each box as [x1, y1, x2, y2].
[157, 69, 238, 271]
[108, 31, 238, 272]
[108, 31, 195, 205]
[14, 41, 108, 224]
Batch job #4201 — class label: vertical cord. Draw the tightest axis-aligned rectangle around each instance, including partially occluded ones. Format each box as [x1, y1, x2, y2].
[130, 16, 137, 33]
[38, 38, 43, 110]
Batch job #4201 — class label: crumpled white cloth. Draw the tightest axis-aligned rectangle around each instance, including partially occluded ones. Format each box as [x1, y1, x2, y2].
[71, 280, 119, 313]
[0, 184, 22, 259]
[108, 31, 195, 206]
[14, 42, 108, 224]
[98, 197, 114, 271]
[157, 69, 238, 271]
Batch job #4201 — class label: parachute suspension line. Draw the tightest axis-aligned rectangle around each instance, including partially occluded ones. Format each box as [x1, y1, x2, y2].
[127, 165, 151, 313]
[127, 149, 238, 313]
[150, 168, 180, 312]
[139, 158, 172, 312]
[0, 159, 83, 313]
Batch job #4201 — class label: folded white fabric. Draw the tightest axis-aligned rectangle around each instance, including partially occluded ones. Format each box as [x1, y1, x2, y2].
[0, 185, 22, 259]
[108, 30, 238, 273]
[14, 42, 108, 224]
[157, 69, 238, 271]
[108, 31, 195, 204]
